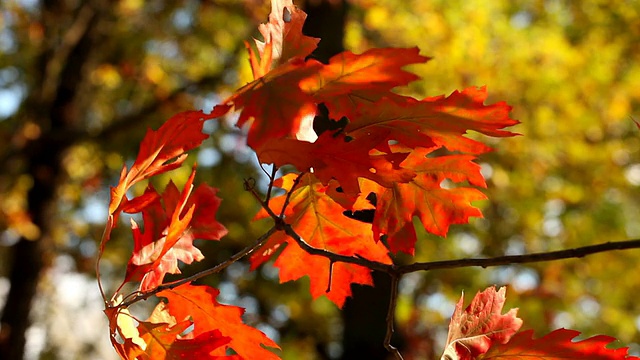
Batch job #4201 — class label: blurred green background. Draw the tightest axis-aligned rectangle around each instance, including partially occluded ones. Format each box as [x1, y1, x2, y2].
[0, 0, 639, 359]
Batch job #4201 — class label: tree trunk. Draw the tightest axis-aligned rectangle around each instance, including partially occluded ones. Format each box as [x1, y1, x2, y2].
[0, 3, 98, 358]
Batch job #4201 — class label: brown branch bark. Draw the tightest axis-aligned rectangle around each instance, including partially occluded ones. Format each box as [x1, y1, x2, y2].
[397, 238, 640, 273]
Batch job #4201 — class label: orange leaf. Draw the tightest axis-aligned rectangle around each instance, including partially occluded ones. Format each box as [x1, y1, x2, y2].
[345, 87, 519, 155]
[257, 131, 415, 195]
[442, 286, 523, 360]
[105, 298, 233, 360]
[224, 59, 321, 152]
[109, 109, 225, 215]
[255, 0, 319, 69]
[157, 283, 280, 360]
[251, 173, 391, 307]
[481, 329, 640, 359]
[105, 306, 146, 360]
[125, 168, 227, 291]
[365, 148, 487, 254]
[301, 47, 428, 119]
[137, 320, 231, 360]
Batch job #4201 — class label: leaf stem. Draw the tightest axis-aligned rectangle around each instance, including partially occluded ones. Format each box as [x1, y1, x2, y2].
[246, 179, 282, 222]
[384, 273, 404, 360]
[96, 215, 114, 305]
[264, 164, 278, 205]
[279, 172, 305, 218]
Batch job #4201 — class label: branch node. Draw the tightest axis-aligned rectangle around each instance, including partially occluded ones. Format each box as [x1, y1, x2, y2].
[243, 177, 256, 191]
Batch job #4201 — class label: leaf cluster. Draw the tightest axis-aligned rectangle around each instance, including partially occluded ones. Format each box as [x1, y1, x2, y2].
[97, 1, 639, 359]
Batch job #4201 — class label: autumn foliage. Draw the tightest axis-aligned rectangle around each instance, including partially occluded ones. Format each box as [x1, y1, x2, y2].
[97, 0, 639, 359]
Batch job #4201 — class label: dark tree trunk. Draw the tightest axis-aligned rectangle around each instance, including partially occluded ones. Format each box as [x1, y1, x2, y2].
[301, 1, 404, 359]
[302, 0, 348, 63]
[0, 3, 99, 359]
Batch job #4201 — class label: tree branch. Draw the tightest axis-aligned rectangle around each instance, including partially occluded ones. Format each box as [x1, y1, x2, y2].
[41, 2, 97, 104]
[115, 225, 277, 308]
[280, 222, 392, 273]
[279, 172, 304, 218]
[244, 176, 393, 272]
[398, 238, 640, 274]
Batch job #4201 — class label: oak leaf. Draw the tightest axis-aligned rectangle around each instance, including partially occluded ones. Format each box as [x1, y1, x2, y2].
[137, 320, 231, 360]
[251, 173, 391, 307]
[257, 130, 415, 195]
[441, 286, 523, 360]
[364, 147, 487, 254]
[157, 283, 280, 359]
[125, 168, 227, 291]
[228, 47, 428, 153]
[105, 298, 233, 360]
[224, 58, 321, 152]
[300, 47, 429, 119]
[255, 0, 319, 69]
[345, 87, 519, 155]
[481, 328, 640, 359]
[109, 110, 223, 215]
[105, 305, 146, 360]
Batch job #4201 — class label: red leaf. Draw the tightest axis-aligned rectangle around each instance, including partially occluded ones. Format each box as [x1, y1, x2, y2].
[137, 320, 231, 360]
[251, 173, 391, 307]
[187, 184, 229, 240]
[364, 147, 487, 254]
[109, 109, 223, 215]
[257, 130, 415, 195]
[125, 168, 227, 291]
[442, 286, 523, 360]
[105, 297, 233, 360]
[482, 329, 640, 359]
[255, 0, 319, 69]
[345, 87, 519, 155]
[224, 59, 321, 152]
[104, 306, 145, 360]
[120, 191, 161, 214]
[227, 48, 428, 153]
[300, 47, 429, 119]
[157, 283, 280, 360]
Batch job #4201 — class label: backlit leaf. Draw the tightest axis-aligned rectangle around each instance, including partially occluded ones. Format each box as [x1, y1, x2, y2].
[157, 283, 280, 360]
[441, 286, 523, 360]
[481, 329, 640, 360]
[251, 173, 391, 307]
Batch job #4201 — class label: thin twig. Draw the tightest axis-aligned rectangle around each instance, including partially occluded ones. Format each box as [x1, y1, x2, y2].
[280, 172, 305, 218]
[325, 260, 335, 292]
[115, 226, 278, 308]
[258, 162, 271, 179]
[96, 215, 114, 305]
[398, 238, 640, 274]
[264, 164, 278, 205]
[246, 178, 281, 220]
[384, 273, 404, 360]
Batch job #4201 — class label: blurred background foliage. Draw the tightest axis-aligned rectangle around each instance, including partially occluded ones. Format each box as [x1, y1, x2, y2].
[0, 0, 639, 359]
